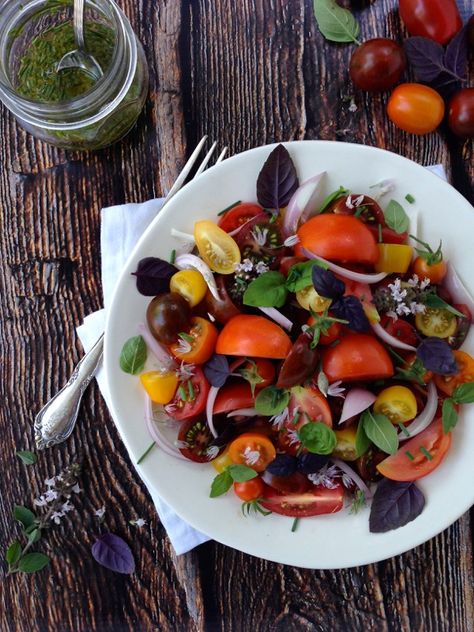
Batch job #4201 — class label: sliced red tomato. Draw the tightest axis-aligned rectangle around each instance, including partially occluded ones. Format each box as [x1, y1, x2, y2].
[178, 418, 219, 463]
[170, 316, 218, 364]
[216, 315, 292, 359]
[276, 333, 319, 388]
[165, 366, 210, 421]
[213, 382, 255, 415]
[380, 315, 419, 347]
[321, 333, 394, 382]
[218, 203, 264, 233]
[368, 225, 409, 245]
[296, 214, 379, 265]
[377, 418, 451, 481]
[233, 477, 265, 501]
[434, 350, 474, 396]
[330, 194, 385, 226]
[260, 483, 344, 517]
[261, 470, 311, 494]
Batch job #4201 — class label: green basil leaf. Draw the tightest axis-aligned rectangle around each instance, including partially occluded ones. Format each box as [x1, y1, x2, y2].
[298, 422, 337, 455]
[17, 552, 50, 573]
[13, 505, 36, 529]
[442, 398, 458, 433]
[243, 271, 288, 308]
[16, 450, 37, 465]
[210, 471, 233, 498]
[362, 410, 399, 455]
[285, 260, 326, 293]
[355, 420, 371, 458]
[119, 335, 147, 375]
[313, 0, 360, 44]
[255, 386, 290, 416]
[452, 382, 474, 405]
[228, 464, 258, 483]
[384, 200, 410, 234]
[318, 186, 349, 213]
[6, 541, 22, 565]
[422, 294, 467, 318]
[26, 528, 42, 544]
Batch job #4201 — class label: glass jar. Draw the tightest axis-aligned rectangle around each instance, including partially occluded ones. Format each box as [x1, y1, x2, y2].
[0, 0, 149, 150]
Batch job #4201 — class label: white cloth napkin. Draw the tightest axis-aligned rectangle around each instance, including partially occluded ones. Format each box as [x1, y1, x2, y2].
[77, 163, 447, 555]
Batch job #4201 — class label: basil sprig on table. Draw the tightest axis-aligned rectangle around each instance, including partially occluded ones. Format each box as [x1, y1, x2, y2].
[313, 0, 360, 44]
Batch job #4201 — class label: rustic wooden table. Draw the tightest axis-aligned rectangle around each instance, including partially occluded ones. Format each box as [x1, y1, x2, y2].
[1, 1, 473, 630]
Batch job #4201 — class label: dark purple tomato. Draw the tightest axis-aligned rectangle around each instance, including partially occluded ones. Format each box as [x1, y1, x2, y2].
[276, 333, 319, 389]
[146, 292, 191, 344]
[448, 89, 474, 139]
[202, 275, 241, 325]
[350, 38, 406, 92]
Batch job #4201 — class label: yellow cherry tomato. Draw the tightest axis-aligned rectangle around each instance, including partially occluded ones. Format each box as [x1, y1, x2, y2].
[374, 244, 413, 274]
[373, 385, 417, 424]
[333, 426, 358, 461]
[212, 447, 234, 472]
[415, 307, 457, 339]
[170, 269, 207, 307]
[194, 220, 241, 274]
[296, 286, 332, 312]
[140, 370, 178, 405]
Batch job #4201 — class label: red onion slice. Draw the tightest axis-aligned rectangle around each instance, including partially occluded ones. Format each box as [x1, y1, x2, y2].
[258, 307, 292, 331]
[144, 397, 188, 461]
[227, 407, 258, 417]
[443, 263, 474, 319]
[339, 388, 377, 425]
[175, 253, 220, 301]
[301, 247, 387, 284]
[331, 458, 373, 500]
[138, 323, 177, 370]
[371, 321, 417, 352]
[398, 381, 438, 441]
[282, 172, 326, 238]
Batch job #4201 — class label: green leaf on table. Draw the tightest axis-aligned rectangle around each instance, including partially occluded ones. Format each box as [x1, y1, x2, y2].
[16, 450, 37, 466]
[6, 541, 22, 566]
[384, 200, 409, 234]
[25, 526, 42, 544]
[243, 271, 288, 308]
[17, 552, 50, 573]
[313, 0, 360, 44]
[355, 420, 371, 458]
[361, 410, 399, 455]
[452, 382, 474, 404]
[442, 398, 458, 434]
[227, 464, 258, 483]
[119, 335, 147, 375]
[13, 505, 37, 529]
[298, 422, 337, 455]
[255, 386, 290, 416]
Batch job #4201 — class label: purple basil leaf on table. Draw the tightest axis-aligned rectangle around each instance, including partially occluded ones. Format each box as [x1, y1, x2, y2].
[91, 533, 135, 574]
[331, 296, 369, 333]
[256, 144, 299, 210]
[404, 37, 446, 82]
[416, 337, 458, 375]
[132, 257, 177, 296]
[444, 25, 468, 80]
[369, 479, 425, 533]
[204, 354, 231, 387]
[312, 266, 345, 299]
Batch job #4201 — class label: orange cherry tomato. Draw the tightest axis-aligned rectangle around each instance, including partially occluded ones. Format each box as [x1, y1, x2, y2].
[377, 418, 451, 481]
[387, 83, 445, 135]
[434, 350, 474, 397]
[170, 316, 218, 364]
[296, 214, 379, 265]
[321, 333, 394, 382]
[228, 433, 277, 472]
[233, 477, 265, 501]
[216, 315, 292, 359]
[412, 256, 447, 284]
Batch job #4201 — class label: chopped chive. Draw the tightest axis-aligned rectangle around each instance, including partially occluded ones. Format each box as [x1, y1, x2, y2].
[187, 379, 195, 401]
[291, 518, 300, 532]
[217, 200, 241, 216]
[179, 332, 194, 343]
[137, 442, 156, 464]
[405, 450, 415, 461]
[292, 410, 300, 426]
[420, 446, 433, 461]
[398, 423, 411, 438]
[378, 223, 383, 243]
[405, 194, 415, 204]
[269, 212, 279, 224]
[178, 385, 188, 401]
[170, 249, 176, 264]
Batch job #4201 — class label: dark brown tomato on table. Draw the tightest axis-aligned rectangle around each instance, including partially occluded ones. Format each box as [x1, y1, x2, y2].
[350, 38, 406, 92]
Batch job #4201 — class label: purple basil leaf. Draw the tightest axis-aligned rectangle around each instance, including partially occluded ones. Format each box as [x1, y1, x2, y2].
[266, 453, 297, 476]
[331, 296, 369, 333]
[203, 354, 231, 388]
[416, 337, 458, 375]
[256, 144, 299, 210]
[312, 266, 345, 299]
[91, 533, 135, 574]
[369, 479, 425, 533]
[404, 37, 446, 82]
[444, 25, 468, 80]
[132, 257, 177, 296]
[430, 73, 462, 100]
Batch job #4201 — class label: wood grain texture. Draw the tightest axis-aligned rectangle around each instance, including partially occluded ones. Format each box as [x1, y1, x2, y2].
[0, 0, 473, 631]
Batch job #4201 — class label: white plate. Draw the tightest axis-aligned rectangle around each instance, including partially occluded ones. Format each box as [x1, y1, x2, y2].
[104, 141, 474, 568]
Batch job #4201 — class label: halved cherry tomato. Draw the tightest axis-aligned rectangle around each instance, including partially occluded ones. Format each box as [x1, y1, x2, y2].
[203, 275, 241, 325]
[333, 426, 358, 461]
[228, 433, 276, 472]
[295, 286, 332, 312]
[218, 203, 263, 232]
[412, 256, 447, 284]
[213, 382, 255, 415]
[296, 214, 379, 265]
[165, 366, 210, 421]
[260, 483, 344, 517]
[377, 418, 451, 481]
[399, 0, 462, 45]
[322, 333, 394, 382]
[374, 244, 413, 274]
[380, 315, 419, 347]
[170, 316, 218, 364]
[373, 385, 418, 424]
[276, 333, 319, 388]
[261, 470, 311, 494]
[212, 447, 233, 473]
[140, 370, 178, 405]
[178, 418, 219, 463]
[216, 315, 292, 359]
[194, 220, 241, 274]
[169, 270, 208, 307]
[330, 194, 385, 226]
[415, 307, 456, 339]
[387, 83, 445, 135]
[434, 350, 474, 396]
[233, 477, 265, 501]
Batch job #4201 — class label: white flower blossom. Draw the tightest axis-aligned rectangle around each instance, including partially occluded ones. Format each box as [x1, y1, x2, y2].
[396, 303, 412, 316]
[174, 440, 189, 450]
[130, 518, 147, 528]
[45, 489, 59, 502]
[255, 261, 269, 274]
[51, 511, 64, 525]
[178, 362, 195, 381]
[243, 447, 261, 466]
[386, 310, 398, 321]
[348, 99, 358, 113]
[353, 194, 365, 207]
[286, 428, 300, 446]
[270, 407, 289, 430]
[407, 274, 420, 287]
[341, 472, 353, 489]
[71, 483, 82, 494]
[176, 337, 192, 354]
[205, 445, 220, 460]
[94, 506, 106, 519]
[308, 464, 339, 489]
[44, 477, 56, 487]
[61, 500, 73, 513]
[283, 234, 300, 248]
[327, 380, 346, 399]
[33, 496, 48, 507]
[420, 277, 431, 290]
[345, 195, 354, 209]
[410, 301, 426, 314]
[251, 226, 268, 246]
[388, 278, 408, 303]
[235, 258, 254, 273]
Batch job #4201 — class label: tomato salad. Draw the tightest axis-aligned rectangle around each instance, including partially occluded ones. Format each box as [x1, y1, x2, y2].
[121, 144, 474, 533]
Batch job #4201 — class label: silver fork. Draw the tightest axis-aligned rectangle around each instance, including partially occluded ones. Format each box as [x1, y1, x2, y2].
[34, 136, 226, 449]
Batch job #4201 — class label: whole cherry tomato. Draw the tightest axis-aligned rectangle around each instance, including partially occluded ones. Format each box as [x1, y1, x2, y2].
[350, 38, 406, 92]
[413, 256, 447, 284]
[399, 0, 462, 45]
[387, 84, 445, 135]
[233, 477, 265, 501]
[448, 88, 474, 139]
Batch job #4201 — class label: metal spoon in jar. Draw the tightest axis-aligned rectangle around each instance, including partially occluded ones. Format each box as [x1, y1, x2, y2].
[56, 0, 103, 81]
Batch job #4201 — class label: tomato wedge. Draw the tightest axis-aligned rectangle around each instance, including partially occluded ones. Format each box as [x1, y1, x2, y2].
[213, 382, 255, 415]
[170, 316, 218, 364]
[321, 333, 394, 382]
[216, 315, 292, 359]
[377, 418, 451, 481]
[260, 483, 344, 517]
